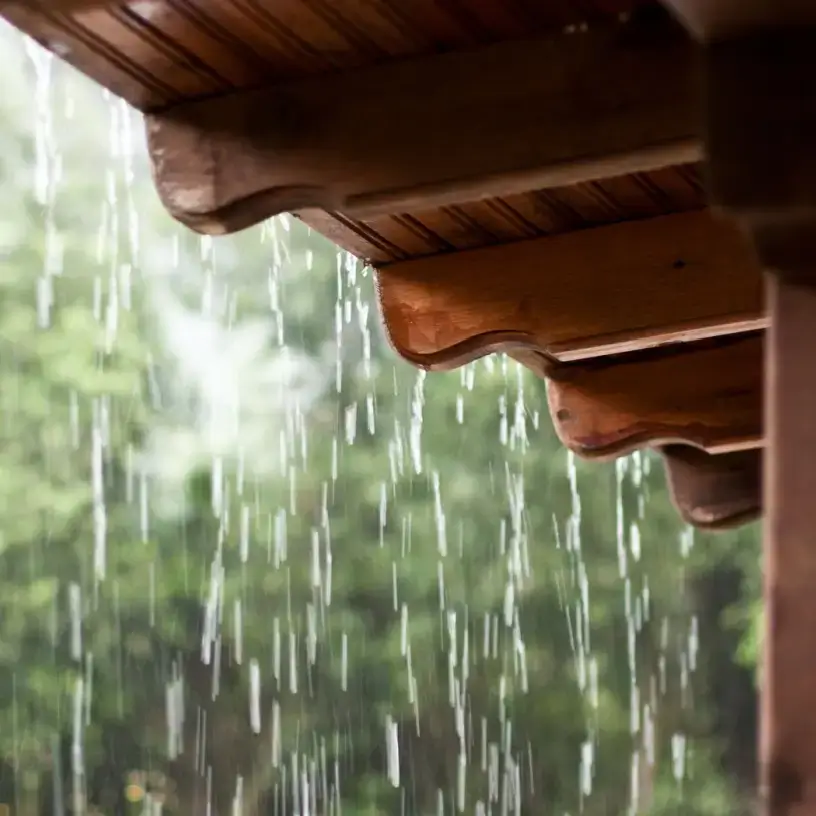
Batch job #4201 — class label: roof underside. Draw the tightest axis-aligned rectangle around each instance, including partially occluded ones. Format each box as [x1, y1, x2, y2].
[6, 0, 650, 110]
[0, 0, 765, 532]
[4, 0, 700, 264]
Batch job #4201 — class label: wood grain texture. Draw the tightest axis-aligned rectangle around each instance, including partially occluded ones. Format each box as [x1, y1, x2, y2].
[1, 2, 706, 260]
[145, 11, 699, 234]
[661, 445, 761, 529]
[376, 210, 764, 368]
[296, 162, 707, 264]
[1, 0, 652, 111]
[546, 334, 763, 459]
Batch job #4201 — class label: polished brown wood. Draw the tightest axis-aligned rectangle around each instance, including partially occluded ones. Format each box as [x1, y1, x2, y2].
[1, 0, 650, 112]
[296, 162, 706, 265]
[377, 210, 763, 367]
[546, 334, 763, 459]
[661, 445, 761, 529]
[146, 12, 699, 234]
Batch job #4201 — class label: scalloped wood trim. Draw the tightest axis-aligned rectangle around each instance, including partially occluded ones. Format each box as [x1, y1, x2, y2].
[545, 334, 763, 459]
[661, 445, 761, 529]
[145, 12, 697, 234]
[377, 210, 764, 368]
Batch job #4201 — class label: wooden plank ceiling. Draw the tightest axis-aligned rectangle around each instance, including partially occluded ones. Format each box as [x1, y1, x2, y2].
[0, 0, 767, 529]
[3, 0, 653, 109]
[2, 0, 702, 261]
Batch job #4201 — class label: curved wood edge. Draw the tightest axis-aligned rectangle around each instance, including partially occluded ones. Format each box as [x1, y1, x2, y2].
[144, 13, 697, 236]
[544, 333, 763, 459]
[376, 210, 763, 367]
[660, 444, 762, 530]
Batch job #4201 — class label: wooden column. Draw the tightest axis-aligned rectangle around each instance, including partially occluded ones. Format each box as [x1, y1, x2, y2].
[702, 27, 816, 815]
[762, 273, 816, 813]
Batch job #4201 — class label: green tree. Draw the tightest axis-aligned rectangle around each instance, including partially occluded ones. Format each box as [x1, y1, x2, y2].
[0, 24, 761, 816]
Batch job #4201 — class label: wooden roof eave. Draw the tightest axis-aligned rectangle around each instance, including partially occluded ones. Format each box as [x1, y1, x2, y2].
[145, 10, 700, 235]
[18, 4, 816, 808]
[0, 0, 767, 535]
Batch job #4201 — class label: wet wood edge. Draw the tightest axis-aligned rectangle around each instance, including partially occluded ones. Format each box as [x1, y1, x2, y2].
[145, 9, 700, 235]
[544, 333, 764, 459]
[375, 209, 764, 368]
[660, 445, 762, 530]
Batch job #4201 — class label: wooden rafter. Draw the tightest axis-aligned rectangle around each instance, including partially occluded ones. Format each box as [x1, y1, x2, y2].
[544, 334, 763, 459]
[376, 209, 763, 367]
[661, 445, 761, 530]
[145, 9, 699, 235]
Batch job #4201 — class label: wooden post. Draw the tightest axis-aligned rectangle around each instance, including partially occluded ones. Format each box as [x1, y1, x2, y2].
[762, 273, 816, 813]
[701, 27, 816, 815]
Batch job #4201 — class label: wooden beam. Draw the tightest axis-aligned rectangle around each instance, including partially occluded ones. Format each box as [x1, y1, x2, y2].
[661, 445, 761, 530]
[376, 210, 764, 368]
[545, 334, 763, 459]
[145, 10, 699, 235]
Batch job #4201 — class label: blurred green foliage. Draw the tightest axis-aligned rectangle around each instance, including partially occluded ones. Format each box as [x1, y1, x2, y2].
[0, 26, 761, 816]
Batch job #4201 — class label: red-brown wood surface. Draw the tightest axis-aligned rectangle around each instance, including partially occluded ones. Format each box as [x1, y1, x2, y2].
[661, 445, 761, 529]
[298, 163, 704, 263]
[2, 0, 651, 112]
[376, 209, 762, 366]
[546, 334, 763, 459]
[145, 14, 699, 234]
[0, 1, 707, 262]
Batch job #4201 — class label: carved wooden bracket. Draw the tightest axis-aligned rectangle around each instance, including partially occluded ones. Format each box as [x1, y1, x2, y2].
[545, 334, 763, 459]
[661, 445, 761, 529]
[376, 210, 763, 368]
[145, 12, 698, 235]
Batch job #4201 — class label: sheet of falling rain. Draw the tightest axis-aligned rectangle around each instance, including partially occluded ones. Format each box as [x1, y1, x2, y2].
[0, 21, 760, 816]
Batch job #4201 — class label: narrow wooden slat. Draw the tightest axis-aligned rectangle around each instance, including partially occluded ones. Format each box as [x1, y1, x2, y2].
[296, 164, 707, 264]
[376, 210, 764, 367]
[146, 10, 699, 235]
[545, 334, 763, 459]
[661, 445, 761, 530]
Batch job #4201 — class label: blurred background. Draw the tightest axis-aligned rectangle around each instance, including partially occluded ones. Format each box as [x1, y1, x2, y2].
[0, 22, 761, 815]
